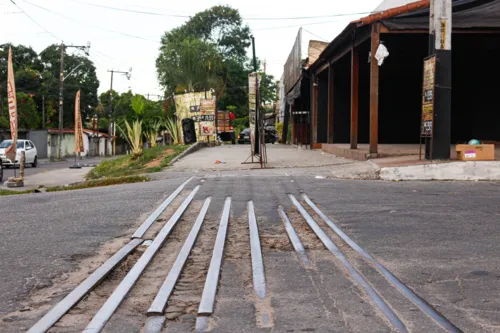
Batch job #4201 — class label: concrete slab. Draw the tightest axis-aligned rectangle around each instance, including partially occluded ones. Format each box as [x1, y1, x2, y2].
[169, 144, 351, 171]
[379, 161, 500, 181]
[1, 167, 89, 190]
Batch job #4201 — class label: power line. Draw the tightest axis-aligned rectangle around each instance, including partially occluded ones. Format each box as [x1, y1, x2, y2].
[9, 0, 60, 41]
[60, 1, 376, 21]
[21, 0, 160, 43]
[253, 18, 348, 31]
[302, 28, 328, 42]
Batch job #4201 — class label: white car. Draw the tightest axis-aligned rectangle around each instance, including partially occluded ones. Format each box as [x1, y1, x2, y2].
[0, 139, 38, 169]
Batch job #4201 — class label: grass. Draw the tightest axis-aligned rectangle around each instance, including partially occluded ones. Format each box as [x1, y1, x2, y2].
[87, 144, 190, 180]
[0, 175, 151, 196]
[0, 189, 35, 196]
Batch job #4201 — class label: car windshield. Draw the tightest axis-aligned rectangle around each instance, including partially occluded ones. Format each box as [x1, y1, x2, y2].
[0, 141, 24, 149]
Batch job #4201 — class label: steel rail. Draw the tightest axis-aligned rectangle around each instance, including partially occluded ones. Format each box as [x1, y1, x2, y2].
[132, 176, 195, 239]
[83, 185, 201, 333]
[289, 194, 408, 333]
[248, 201, 266, 299]
[197, 197, 231, 315]
[27, 239, 142, 333]
[147, 197, 212, 315]
[302, 194, 462, 333]
[278, 205, 312, 268]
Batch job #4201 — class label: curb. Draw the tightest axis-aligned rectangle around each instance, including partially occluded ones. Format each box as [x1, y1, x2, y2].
[168, 142, 207, 166]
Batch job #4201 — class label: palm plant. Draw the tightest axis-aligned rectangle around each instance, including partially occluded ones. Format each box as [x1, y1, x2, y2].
[165, 117, 180, 145]
[145, 120, 162, 147]
[117, 119, 143, 158]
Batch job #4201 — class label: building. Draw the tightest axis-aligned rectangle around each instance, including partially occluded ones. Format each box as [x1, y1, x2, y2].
[47, 129, 113, 159]
[304, 0, 500, 159]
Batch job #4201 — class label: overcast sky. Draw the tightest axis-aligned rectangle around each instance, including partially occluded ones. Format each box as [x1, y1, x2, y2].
[2, 0, 383, 99]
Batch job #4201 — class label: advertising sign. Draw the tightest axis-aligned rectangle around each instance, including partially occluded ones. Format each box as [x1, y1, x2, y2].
[200, 99, 216, 136]
[421, 56, 436, 137]
[248, 72, 260, 155]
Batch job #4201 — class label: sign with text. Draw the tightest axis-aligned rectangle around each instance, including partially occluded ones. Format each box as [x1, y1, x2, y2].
[421, 56, 436, 137]
[248, 72, 261, 155]
[199, 99, 216, 136]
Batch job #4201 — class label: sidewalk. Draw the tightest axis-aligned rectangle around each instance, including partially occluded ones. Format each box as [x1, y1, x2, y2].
[1, 167, 90, 190]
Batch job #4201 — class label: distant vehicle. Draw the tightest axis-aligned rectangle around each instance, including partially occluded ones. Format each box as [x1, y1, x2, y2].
[0, 139, 38, 168]
[216, 110, 236, 144]
[237, 128, 276, 144]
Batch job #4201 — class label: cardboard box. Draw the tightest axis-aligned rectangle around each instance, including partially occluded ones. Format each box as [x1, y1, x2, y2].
[456, 144, 495, 161]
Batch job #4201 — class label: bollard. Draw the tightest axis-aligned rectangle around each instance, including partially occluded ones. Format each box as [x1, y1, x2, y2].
[19, 151, 25, 179]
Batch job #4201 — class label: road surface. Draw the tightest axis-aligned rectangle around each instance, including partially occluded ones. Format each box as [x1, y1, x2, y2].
[0, 171, 499, 333]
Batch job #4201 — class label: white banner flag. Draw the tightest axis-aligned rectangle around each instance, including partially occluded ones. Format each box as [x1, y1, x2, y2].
[5, 47, 18, 162]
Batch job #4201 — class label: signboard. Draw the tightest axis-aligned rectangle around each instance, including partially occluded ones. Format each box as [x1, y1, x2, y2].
[421, 56, 436, 137]
[200, 99, 216, 136]
[248, 72, 260, 155]
[174, 91, 212, 143]
[284, 28, 302, 94]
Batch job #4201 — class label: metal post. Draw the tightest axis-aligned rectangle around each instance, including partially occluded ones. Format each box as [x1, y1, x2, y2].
[58, 43, 65, 160]
[429, 0, 452, 160]
[369, 24, 380, 155]
[42, 95, 45, 129]
[351, 48, 359, 149]
[251, 36, 257, 72]
[109, 70, 114, 156]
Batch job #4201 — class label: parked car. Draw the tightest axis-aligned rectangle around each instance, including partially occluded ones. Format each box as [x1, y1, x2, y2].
[0, 139, 38, 168]
[237, 128, 276, 144]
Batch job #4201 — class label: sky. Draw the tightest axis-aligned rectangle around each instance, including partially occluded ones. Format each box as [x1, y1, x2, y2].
[1, 0, 384, 99]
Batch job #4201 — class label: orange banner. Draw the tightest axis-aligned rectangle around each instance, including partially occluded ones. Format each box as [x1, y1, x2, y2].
[5, 47, 18, 162]
[74, 90, 84, 153]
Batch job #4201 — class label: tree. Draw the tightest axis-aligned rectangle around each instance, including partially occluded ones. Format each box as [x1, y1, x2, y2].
[259, 72, 278, 105]
[40, 44, 99, 127]
[168, 5, 251, 60]
[158, 6, 252, 115]
[157, 37, 223, 95]
[0, 44, 43, 115]
[17, 93, 41, 129]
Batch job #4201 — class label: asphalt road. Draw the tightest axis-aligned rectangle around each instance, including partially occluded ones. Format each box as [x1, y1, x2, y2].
[1, 156, 112, 178]
[0, 175, 499, 332]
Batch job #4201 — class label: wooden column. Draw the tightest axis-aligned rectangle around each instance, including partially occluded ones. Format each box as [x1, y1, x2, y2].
[369, 23, 380, 154]
[350, 48, 359, 149]
[311, 74, 318, 144]
[327, 64, 335, 143]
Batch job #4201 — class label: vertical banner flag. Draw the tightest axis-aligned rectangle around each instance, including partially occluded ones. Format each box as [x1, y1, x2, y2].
[248, 72, 260, 156]
[199, 99, 216, 136]
[5, 47, 18, 162]
[74, 90, 85, 153]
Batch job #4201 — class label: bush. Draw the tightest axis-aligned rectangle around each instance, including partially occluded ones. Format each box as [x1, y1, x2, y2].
[0, 115, 9, 129]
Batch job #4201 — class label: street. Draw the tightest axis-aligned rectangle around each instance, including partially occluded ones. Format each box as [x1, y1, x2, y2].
[0, 167, 499, 332]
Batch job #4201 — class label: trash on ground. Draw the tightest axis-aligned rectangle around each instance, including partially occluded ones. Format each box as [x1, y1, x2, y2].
[315, 176, 325, 179]
[214, 160, 226, 164]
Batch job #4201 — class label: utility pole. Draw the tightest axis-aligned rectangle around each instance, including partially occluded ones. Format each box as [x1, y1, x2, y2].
[57, 41, 91, 160]
[42, 95, 45, 129]
[58, 43, 64, 160]
[107, 68, 132, 155]
[427, 0, 452, 160]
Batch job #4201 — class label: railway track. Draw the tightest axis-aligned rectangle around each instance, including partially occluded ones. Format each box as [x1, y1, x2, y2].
[25, 176, 463, 333]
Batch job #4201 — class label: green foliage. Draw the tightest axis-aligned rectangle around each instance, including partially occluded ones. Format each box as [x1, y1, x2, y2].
[259, 72, 278, 105]
[87, 145, 189, 179]
[0, 115, 9, 129]
[98, 117, 109, 130]
[157, 37, 223, 95]
[167, 5, 251, 60]
[165, 117, 180, 145]
[0, 43, 99, 127]
[17, 93, 41, 129]
[131, 94, 146, 118]
[119, 119, 143, 158]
